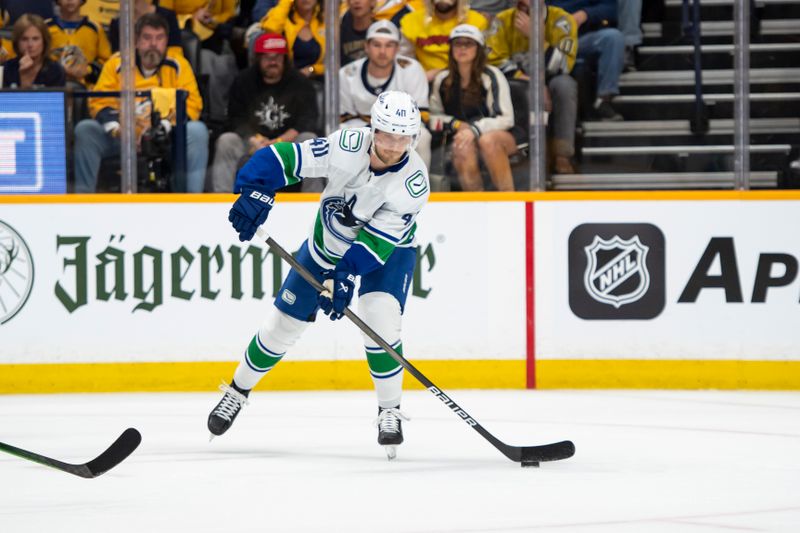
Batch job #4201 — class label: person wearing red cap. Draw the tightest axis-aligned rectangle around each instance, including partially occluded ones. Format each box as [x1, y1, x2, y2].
[210, 33, 320, 192]
[259, 0, 325, 78]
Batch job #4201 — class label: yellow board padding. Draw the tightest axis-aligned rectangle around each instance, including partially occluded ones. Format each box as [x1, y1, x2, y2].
[4, 359, 800, 393]
[0, 360, 526, 394]
[536, 360, 800, 390]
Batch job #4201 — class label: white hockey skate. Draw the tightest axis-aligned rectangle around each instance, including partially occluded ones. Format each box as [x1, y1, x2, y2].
[375, 406, 409, 460]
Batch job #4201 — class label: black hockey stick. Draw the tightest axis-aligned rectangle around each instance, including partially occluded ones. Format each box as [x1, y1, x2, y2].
[0, 428, 142, 478]
[257, 229, 575, 466]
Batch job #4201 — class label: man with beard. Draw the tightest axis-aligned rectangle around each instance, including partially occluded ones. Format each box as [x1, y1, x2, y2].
[339, 20, 431, 170]
[74, 13, 208, 192]
[399, 0, 487, 82]
[210, 33, 319, 193]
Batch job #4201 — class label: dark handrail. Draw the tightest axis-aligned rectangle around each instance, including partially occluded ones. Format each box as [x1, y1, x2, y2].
[682, 0, 709, 134]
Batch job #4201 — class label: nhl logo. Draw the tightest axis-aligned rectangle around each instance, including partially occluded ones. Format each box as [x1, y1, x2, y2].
[583, 235, 650, 308]
[569, 223, 665, 320]
[0, 220, 34, 325]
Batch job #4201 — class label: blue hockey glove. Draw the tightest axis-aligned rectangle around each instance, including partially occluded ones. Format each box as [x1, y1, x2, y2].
[228, 188, 275, 242]
[318, 268, 357, 321]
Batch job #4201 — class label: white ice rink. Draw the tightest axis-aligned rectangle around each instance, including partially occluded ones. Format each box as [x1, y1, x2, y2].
[2, 389, 799, 532]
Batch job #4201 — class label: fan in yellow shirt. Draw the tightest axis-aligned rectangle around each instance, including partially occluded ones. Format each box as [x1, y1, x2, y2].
[47, 0, 112, 86]
[399, 0, 488, 81]
[486, 0, 577, 79]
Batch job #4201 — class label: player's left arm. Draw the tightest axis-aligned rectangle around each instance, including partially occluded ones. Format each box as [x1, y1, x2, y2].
[234, 131, 340, 193]
[229, 132, 342, 241]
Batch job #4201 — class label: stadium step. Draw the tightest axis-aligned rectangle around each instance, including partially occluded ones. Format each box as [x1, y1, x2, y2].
[619, 67, 800, 88]
[581, 118, 800, 138]
[550, 171, 780, 190]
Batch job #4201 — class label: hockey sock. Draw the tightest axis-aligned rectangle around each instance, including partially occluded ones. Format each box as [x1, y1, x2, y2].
[233, 309, 308, 390]
[366, 341, 404, 408]
[359, 292, 404, 408]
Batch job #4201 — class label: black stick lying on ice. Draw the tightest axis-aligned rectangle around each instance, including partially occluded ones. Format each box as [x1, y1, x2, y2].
[256, 228, 575, 467]
[0, 428, 142, 478]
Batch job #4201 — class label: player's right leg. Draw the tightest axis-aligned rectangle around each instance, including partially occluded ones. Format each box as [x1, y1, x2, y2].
[207, 309, 309, 436]
[208, 241, 326, 437]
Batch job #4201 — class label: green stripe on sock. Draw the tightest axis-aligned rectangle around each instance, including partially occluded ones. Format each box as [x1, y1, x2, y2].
[246, 336, 283, 370]
[366, 343, 402, 374]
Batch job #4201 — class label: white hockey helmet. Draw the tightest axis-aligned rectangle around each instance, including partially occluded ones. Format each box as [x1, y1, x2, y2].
[370, 90, 421, 151]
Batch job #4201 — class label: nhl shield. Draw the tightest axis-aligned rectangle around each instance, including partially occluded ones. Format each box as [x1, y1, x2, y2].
[583, 235, 650, 308]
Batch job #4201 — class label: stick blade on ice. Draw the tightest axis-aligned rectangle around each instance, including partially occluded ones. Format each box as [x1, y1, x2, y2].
[0, 428, 142, 479]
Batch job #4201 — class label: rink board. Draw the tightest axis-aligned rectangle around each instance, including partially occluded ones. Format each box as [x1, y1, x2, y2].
[533, 194, 800, 389]
[0, 194, 526, 392]
[1, 192, 800, 392]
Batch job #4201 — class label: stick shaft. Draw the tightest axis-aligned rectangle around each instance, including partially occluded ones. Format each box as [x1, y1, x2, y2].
[262, 233, 514, 457]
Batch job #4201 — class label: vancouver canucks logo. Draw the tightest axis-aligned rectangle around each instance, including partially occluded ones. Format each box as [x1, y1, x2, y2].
[583, 235, 650, 308]
[322, 195, 364, 242]
[0, 220, 34, 325]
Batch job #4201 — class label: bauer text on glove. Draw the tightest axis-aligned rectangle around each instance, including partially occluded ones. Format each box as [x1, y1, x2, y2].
[228, 188, 275, 242]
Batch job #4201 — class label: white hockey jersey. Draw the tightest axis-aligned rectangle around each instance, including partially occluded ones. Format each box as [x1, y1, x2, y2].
[339, 56, 430, 124]
[235, 127, 430, 274]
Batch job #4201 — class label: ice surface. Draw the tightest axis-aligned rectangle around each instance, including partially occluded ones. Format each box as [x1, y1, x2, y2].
[1, 390, 799, 532]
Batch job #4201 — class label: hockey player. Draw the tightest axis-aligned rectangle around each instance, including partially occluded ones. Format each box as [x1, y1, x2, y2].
[207, 90, 429, 460]
[339, 19, 432, 171]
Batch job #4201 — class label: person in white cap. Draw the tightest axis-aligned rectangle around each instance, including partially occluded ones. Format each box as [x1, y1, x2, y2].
[339, 19, 433, 173]
[429, 24, 519, 191]
[207, 90, 430, 461]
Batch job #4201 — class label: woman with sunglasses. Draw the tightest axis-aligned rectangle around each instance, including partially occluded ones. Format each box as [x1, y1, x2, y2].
[429, 24, 518, 191]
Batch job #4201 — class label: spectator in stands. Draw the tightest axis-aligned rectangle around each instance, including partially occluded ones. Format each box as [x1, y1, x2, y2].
[429, 24, 517, 191]
[374, 0, 424, 26]
[169, 0, 239, 122]
[400, 0, 488, 82]
[548, 0, 625, 121]
[169, 0, 237, 40]
[74, 13, 208, 192]
[487, 0, 579, 174]
[340, 0, 376, 65]
[47, 0, 111, 87]
[1, 0, 54, 26]
[617, 0, 641, 71]
[0, 15, 14, 63]
[339, 20, 432, 169]
[2, 14, 66, 88]
[210, 33, 318, 192]
[109, 0, 184, 58]
[470, 0, 513, 17]
[251, 0, 277, 23]
[1, 36, 12, 64]
[260, 0, 325, 78]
